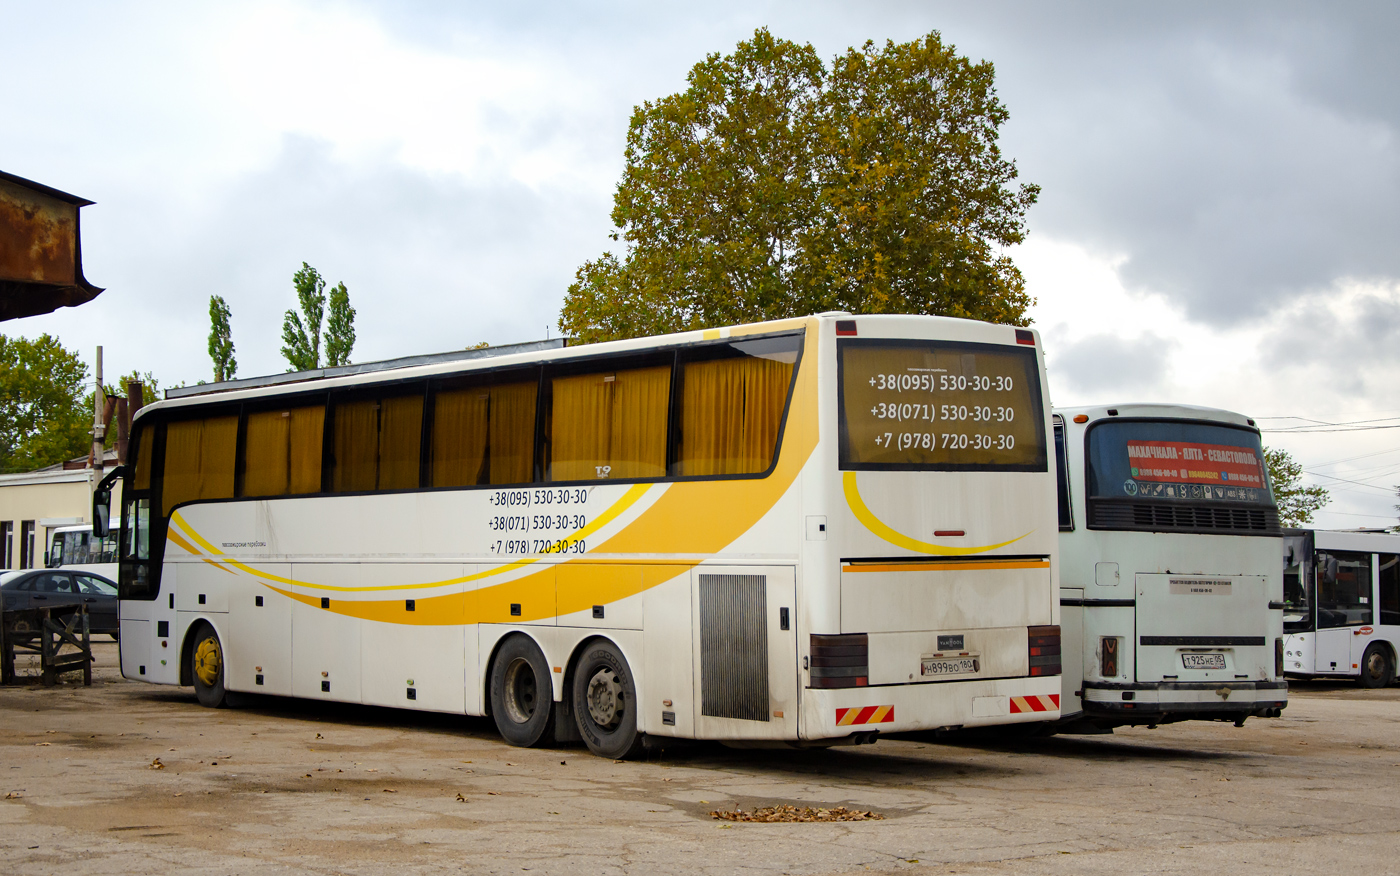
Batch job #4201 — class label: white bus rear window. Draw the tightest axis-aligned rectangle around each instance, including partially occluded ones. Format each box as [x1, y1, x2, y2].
[838, 340, 1046, 471]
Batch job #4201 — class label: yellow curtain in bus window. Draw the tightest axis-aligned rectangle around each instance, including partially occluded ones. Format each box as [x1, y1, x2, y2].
[163, 416, 238, 510]
[841, 343, 1043, 468]
[550, 366, 669, 480]
[242, 406, 325, 496]
[332, 395, 423, 492]
[678, 357, 793, 476]
[432, 382, 537, 487]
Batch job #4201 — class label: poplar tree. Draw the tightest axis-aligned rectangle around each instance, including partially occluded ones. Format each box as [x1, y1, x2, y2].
[282, 263, 356, 370]
[208, 294, 237, 382]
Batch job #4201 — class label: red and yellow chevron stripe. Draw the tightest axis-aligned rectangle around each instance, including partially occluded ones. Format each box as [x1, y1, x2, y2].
[1009, 694, 1060, 714]
[835, 705, 894, 726]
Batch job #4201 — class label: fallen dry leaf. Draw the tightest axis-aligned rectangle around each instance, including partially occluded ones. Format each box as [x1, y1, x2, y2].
[35, 743, 50, 747]
[382, 789, 397, 794]
[4, 792, 20, 800]
[456, 793, 467, 802]
[710, 805, 884, 823]
[149, 758, 165, 770]
[487, 791, 499, 796]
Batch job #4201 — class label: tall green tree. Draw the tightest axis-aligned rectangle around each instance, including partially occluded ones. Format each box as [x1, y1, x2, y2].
[281, 263, 355, 370]
[1265, 447, 1329, 527]
[208, 294, 237, 382]
[282, 262, 326, 371]
[324, 281, 356, 367]
[0, 334, 91, 472]
[560, 28, 1039, 344]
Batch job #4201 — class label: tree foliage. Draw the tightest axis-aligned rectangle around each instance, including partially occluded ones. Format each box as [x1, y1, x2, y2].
[0, 334, 91, 473]
[208, 294, 237, 382]
[325, 281, 356, 367]
[560, 28, 1039, 344]
[282, 263, 355, 370]
[1265, 446, 1329, 527]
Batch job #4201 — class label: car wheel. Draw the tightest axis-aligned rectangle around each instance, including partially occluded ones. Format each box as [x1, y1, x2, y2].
[1359, 644, 1394, 689]
[489, 635, 555, 747]
[571, 639, 643, 760]
[191, 625, 228, 707]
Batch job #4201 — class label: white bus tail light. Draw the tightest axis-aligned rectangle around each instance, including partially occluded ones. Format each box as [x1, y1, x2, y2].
[1028, 625, 1061, 677]
[810, 634, 868, 688]
[1101, 636, 1119, 677]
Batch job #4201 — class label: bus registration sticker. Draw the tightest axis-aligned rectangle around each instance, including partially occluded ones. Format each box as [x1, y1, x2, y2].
[921, 655, 979, 677]
[1181, 653, 1227, 670]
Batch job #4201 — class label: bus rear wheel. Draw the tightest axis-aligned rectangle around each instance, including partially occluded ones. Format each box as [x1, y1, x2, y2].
[190, 625, 227, 708]
[571, 640, 643, 760]
[1359, 644, 1394, 689]
[489, 635, 555, 747]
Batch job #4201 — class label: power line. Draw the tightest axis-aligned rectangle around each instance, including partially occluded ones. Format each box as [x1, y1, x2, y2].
[1303, 471, 1397, 494]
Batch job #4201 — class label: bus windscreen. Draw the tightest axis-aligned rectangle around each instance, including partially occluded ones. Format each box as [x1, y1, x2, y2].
[1086, 420, 1273, 505]
[838, 339, 1046, 471]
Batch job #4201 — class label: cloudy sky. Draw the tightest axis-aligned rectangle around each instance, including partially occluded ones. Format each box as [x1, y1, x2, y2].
[5, 1, 1397, 527]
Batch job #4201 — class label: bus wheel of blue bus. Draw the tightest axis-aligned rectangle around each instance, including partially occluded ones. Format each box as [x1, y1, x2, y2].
[489, 635, 555, 747]
[572, 640, 643, 760]
[1359, 644, 1394, 689]
[191, 625, 227, 708]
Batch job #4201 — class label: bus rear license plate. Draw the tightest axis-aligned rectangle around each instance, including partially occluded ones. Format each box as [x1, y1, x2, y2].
[1182, 653, 1226, 670]
[921, 657, 978, 677]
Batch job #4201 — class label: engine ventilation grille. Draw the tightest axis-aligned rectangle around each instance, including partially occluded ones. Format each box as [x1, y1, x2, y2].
[1089, 500, 1280, 536]
[699, 574, 770, 722]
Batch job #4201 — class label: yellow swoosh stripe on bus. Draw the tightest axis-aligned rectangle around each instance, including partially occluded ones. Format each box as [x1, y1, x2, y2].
[168, 481, 655, 593]
[842, 471, 1030, 556]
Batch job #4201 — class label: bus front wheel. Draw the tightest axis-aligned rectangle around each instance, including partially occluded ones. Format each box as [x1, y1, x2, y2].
[190, 625, 228, 708]
[1359, 644, 1394, 689]
[489, 635, 555, 747]
[571, 640, 643, 760]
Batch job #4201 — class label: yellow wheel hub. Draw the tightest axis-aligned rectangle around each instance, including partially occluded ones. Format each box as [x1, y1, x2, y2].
[194, 636, 222, 687]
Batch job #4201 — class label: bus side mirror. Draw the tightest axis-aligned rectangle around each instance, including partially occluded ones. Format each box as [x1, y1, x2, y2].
[92, 465, 125, 539]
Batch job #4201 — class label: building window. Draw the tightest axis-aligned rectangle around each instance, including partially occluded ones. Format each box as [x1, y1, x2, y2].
[1, 521, 12, 568]
[20, 520, 36, 569]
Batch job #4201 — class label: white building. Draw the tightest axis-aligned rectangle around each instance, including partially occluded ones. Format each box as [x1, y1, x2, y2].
[0, 450, 120, 570]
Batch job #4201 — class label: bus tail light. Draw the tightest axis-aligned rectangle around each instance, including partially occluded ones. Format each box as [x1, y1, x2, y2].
[1101, 636, 1119, 677]
[809, 633, 868, 688]
[1275, 637, 1284, 678]
[1027, 625, 1061, 677]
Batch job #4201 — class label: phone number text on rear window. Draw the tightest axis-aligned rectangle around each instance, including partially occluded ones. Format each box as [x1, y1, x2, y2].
[838, 339, 1047, 472]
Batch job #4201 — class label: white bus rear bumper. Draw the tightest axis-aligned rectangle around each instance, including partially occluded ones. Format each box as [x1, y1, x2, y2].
[799, 675, 1062, 741]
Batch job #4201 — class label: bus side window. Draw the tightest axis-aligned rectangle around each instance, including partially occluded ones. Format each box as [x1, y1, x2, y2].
[1380, 554, 1399, 627]
[674, 348, 794, 477]
[430, 377, 537, 487]
[1053, 421, 1073, 531]
[547, 365, 670, 481]
[242, 404, 326, 497]
[1316, 551, 1373, 628]
[164, 415, 238, 511]
[331, 387, 425, 493]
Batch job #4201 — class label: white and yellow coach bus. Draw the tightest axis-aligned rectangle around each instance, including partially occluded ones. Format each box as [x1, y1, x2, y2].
[96, 314, 1062, 758]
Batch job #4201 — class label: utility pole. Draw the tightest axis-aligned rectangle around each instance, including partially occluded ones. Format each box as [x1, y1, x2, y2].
[90, 346, 105, 495]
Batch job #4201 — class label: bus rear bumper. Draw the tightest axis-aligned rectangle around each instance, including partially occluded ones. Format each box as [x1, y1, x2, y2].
[1081, 680, 1287, 723]
[799, 676, 1062, 741]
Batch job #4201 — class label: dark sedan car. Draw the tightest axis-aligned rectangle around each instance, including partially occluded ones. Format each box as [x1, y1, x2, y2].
[0, 569, 119, 638]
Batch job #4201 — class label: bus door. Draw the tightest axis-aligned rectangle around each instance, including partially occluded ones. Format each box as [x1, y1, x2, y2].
[691, 566, 798, 740]
[1135, 571, 1272, 682]
[1314, 551, 1372, 673]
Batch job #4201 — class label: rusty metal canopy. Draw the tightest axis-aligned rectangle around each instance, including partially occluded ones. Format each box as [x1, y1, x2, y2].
[0, 169, 103, 321]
